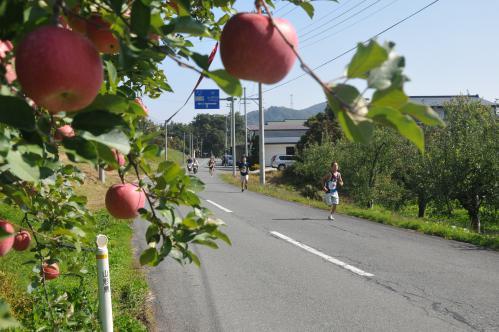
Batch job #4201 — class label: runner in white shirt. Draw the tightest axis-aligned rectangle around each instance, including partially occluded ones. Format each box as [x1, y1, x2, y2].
[322, 161, 344, 220]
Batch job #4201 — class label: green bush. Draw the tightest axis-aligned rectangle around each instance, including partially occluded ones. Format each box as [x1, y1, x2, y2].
[292, 142, 336, 185]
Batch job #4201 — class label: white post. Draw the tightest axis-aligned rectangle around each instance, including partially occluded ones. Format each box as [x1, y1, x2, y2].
[98, 166, 105, 184]
[96, 234, 113, 332]
[258, 83, 266, 185]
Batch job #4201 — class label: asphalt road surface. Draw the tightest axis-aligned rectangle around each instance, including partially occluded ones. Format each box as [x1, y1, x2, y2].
[133, 161, 499, 332]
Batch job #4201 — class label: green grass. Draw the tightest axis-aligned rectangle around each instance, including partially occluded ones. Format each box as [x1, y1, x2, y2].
[0, 205, 151, 331]
[220, 173, 499, 250]
[158, 148, 184, 166]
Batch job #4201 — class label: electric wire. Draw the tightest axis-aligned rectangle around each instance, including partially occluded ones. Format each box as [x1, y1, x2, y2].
[301, 0, 401, 49]
[250, 0, 441, 96]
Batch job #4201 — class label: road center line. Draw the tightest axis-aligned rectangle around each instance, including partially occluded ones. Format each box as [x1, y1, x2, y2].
[270, 231, 374, 278]
[206, 200, 233, 213]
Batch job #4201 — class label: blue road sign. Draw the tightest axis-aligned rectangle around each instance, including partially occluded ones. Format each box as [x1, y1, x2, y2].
[194, 89, 220, 109]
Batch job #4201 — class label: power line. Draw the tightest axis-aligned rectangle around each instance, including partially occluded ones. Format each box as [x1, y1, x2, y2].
[252, 0, 442, 96]
[301, 0, 401, 49]
[296, 0, 356, 33]
[273, 2, 292, 14]
[300, 0, 382, 44]
[280, 5, 299, 18]
[299, 0, 373, 38]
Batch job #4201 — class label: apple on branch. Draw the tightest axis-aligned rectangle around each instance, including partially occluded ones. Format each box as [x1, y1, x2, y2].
[105, 183, 146, 219]
[15, 26, 103, 113]
[220, 13, 298, 84]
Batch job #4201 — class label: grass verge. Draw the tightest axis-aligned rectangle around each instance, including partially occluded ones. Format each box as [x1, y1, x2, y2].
[220, 173, 499, 250]
[0, 205, 151, 330]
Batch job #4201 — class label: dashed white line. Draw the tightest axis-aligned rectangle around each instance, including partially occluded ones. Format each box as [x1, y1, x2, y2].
[206, 200, 233, 213]
[270, 231, 374, 278]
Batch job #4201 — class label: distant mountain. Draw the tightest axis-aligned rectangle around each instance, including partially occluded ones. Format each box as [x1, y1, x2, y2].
[246, 102, 326, 125]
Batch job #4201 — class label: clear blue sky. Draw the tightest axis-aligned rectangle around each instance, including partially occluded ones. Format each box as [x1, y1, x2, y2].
[143, 0, 499, 123]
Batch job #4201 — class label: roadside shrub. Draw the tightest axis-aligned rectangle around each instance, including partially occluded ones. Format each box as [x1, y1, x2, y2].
[292, 142, 336, 185]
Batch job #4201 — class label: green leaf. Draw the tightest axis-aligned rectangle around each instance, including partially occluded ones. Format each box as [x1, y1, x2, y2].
[300, 2, 315, 18]
[206, 70, 242, 97]
[63, 137, 98, 163]
[212, 229, 231, 246]
[401, 103, 445, 127]
[106, 61, 118, 93]
[72, 110, 128, 135]
[165, 16, 209, 36]
[145, 224, 160, 244]
[188, 250, 200, 267]
[336, 110, 373, 143]
[160, 161, 184, 184]
[80, 129, 131, 155]
[347, 40, 388, 79]
[0, 96, 36, 131]
[175, 0, 191, 15]
[188, 177, 205, 192]
[109, 0, 124, 15]
[182, 190, 201, 206]
[139, 248, 159, 266]
[94, 142, 120, 167]
[5, 150, 40, 181]
[191, 52, 209, 70]
[368, 53, 405, 90]
[193, 239, 219, 249]
[160, 237, 172, 257]
[371, 88, 408, 109]
[131, 0, 151, 37]
[81, 95, 129, 114]
[368, 107, 425, 152]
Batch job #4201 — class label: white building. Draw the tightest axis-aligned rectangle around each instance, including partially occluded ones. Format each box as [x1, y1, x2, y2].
[248, 119, 308, 166]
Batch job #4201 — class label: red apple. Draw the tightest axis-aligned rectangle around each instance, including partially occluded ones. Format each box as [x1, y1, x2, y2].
[105, 149, 126, 171]
[0, 220, 14, 256]
[54, 124, 76, 142]
[134, 98, 149, 116]
[66, 9, 87, 35]
[15, 26, 103, 113]
[86, 16, 120, 54]
[105, 183, 146, 219]
[220, 13, 298, 84]
[42, 262, 60, 280]
[13, 230, 31, 251]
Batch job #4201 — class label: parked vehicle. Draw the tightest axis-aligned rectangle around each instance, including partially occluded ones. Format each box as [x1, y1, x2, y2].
[222, 155, 233, 166]
[271, 154, 297, 170]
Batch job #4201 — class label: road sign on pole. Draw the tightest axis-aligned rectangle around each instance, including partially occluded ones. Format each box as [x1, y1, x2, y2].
[194, 89, 220, 109]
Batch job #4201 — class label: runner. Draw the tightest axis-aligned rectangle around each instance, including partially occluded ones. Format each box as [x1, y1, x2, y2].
[322, 161, 344, 220]
[208, 156, 216, 176]
[238, 156, 250, 192]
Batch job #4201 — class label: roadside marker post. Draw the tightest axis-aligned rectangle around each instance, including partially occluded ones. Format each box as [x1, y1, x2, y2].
[96, 234, 113, 332]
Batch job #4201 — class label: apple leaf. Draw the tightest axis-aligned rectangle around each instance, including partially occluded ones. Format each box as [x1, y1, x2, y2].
[81, 95, 129, 114]
[0, 227, 13, 241]
[131, 0, 151, 37]
[347, 40, 388, 79]
[62, 137, 98, 163]
[368, 106, 425, 153]
[72, 110, 128, 135]
[300, 2, 315, 18]
[191, 52, 209, 70]
[165, 17, 210, 36]
[371, 87, 408, 109]
[80, 129, 131, 155]
[206, 69, 242, 97]
[5, 150, 40, 181]
[401, 102, 445, 127]
[0, 96, 36, 131]
[140, 248, 159, 266]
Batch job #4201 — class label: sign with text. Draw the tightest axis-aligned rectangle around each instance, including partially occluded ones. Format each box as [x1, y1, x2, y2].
[194, 89, 220, 109]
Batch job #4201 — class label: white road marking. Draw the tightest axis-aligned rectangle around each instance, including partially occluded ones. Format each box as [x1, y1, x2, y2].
[270, 231, 374, 278]
[206, 200, 233, 213]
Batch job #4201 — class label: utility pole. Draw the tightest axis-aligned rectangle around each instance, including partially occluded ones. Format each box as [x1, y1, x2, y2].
[258, 83, 265, 185]
[183, 132, 186, 164]
[164, 120, 168, 161]
[243, 87, 248, 157]
[224, 112, 228, 156]
[231, 97, 236, 176]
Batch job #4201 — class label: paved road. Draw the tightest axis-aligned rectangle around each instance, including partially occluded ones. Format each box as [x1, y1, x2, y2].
[133, 161, 499, 332]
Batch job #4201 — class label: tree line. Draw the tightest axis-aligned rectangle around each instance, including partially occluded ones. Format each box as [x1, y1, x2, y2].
[291, 96, 498, 233]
